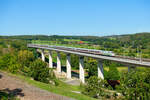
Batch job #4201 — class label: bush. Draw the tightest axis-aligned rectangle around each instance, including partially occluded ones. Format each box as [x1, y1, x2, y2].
[105, 63, 120, 80]
[8, 64, 21, 73]
[81, 76, 107, 98]
[0, 54, 13, 70]
[87, 65, 97, 77]
[0, 50, 34, 74]
[0, 53, 21, 73]
[71, 54, 79, 69]
[29, 59, 49, 83]
[29, 59, 59, 85]
[18, 50, 34, 67]
[17, 50, 34, 75]
[85, 58, 97, 77]
[117, 69, 150, 100]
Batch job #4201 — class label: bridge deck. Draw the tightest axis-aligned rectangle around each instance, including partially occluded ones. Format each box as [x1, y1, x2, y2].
[28, 44, 150, 67]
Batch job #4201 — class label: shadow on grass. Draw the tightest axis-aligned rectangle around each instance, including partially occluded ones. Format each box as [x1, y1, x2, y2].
[0, 88, 24, 99]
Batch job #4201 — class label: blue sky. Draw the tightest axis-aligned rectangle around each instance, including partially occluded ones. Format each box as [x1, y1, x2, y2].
[0, 0, 150, 36]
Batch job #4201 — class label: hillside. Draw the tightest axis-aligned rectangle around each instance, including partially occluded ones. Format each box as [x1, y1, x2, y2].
[1, 32, 150, 58]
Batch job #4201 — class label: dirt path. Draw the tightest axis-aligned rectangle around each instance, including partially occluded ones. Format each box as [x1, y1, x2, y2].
[0, 71, 75, 100]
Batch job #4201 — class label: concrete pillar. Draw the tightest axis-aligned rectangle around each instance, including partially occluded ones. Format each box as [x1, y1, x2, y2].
[41, 49, 45, 61]
[128, 66, 131, 72]
[66, 54, 71, 79]
[57, 52, 61, 73]
[128, 66, 136, 72]
[79, 56, 85, 83]
[97, 60, 104, 79]
[49, 51, 53, 68]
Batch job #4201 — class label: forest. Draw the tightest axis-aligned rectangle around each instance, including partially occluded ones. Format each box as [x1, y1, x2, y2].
[0, 32, 150, 100]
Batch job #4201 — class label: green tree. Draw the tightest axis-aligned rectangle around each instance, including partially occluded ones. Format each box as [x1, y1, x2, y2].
[82, 76, 108, 98]
[18, 50, 34, 74]
[71, 54, 79, 69]
[29, 59, 58, 85]
[117, 69, 150, 100]
[105, 63, 120, 80]
[85, 58, 97, 77]
[29, 59, 49, 83]
[0, 54, 13, 70]
[8, 55, 21, 73]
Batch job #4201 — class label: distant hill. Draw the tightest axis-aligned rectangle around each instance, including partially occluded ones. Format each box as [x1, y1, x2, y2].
[0, 32, 150, 49]
[1, 32, 150, 41]
[115, 32, 150, 49]
[1, 32, 150, 57]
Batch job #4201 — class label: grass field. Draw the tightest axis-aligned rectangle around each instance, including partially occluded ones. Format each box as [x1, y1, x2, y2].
[31, 40, 100, 50]
[104, 67, 127, 72]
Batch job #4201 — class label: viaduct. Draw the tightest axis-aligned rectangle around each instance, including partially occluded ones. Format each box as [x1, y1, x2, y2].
[28, 44, 150, 83]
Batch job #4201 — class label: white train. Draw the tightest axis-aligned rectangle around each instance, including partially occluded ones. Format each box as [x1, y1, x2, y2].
[29, 44, 115, 56]
[39, 45, 116, 56]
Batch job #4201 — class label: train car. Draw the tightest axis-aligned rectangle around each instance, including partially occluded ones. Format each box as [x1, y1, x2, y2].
[35, 44, 116, 57]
